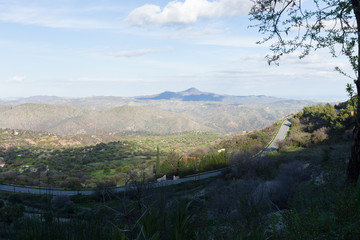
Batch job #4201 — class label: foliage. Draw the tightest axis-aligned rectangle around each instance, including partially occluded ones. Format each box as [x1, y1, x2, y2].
[13, 218, 116, 240]
[0, 131, 353, 240]
[0, 102, 357, 239]
[250, 0, 360, 186]
[274, 187, 360, 239]
[138, 210, 160, 240]
[285, 103, 355, 148]
[250, 0, 358, 74]
[51, 195, 71, 209]
[0, 140, 154, 187]
[302, 104, 338, 128]
[0, 203, 24, 224]
[311, 127, 329, 144]
[171, 202, 195, 240]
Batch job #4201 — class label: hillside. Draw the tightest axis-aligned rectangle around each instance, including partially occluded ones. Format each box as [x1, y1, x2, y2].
[0, 104, 216, 136]
[0, 102, 357, 240]
[0, 128, 127, 149]
[0, 89, 314, 136]
[0, 117, 278, 188]
[0, 102, 298, 136]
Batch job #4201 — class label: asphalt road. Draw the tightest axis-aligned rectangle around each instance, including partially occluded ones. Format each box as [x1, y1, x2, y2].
[262, 117, 291, 156]
[0, 117, 292, 196]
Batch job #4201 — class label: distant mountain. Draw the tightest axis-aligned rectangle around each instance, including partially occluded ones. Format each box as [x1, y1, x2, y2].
[0, 88, 314, 110]
[0, 89, 316, 136]
[135, 88, 297, 104]
[137, 88, 224, 101]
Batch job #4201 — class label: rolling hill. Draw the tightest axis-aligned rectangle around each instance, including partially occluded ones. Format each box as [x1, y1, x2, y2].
[0, 104, 213, 136]
[0, 89, 315, 136]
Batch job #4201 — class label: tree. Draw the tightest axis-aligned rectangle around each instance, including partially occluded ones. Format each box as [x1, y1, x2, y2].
[250, 0, 360, 186]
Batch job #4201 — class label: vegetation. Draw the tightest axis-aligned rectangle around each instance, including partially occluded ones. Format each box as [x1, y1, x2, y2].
[0, 117, 279, 187]
[0, 102, 357, 239]
[279, 103, 355, 150]
[0, 91, 311, 136]
[0, 140, 155, 188]
[250, 0, 360, 186]
[127, 131, 224, 154]
[154, 121, 278, 178]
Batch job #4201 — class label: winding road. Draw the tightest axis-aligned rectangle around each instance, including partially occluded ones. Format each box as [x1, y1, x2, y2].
[0, 116, 292, 196]
[262, 117, 291, 155]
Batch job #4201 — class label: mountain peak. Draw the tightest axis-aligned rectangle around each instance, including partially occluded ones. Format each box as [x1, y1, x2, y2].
[182, 88, 201, 94]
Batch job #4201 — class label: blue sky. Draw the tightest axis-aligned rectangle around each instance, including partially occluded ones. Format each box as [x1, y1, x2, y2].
[0, 0, 354, 100]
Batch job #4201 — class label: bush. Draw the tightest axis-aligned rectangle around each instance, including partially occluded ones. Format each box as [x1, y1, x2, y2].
[291, 117, 300, 126]
[312, 127, 329, 144]
[250, 161, 311, 210]
[277, 139, 287, 151]
[228, 152, 251, 166]
[0, 171, 18, 181]
[275, 188, 360, 239]
[103, 167, 110, 174]
[0, 203, 24, 223]
[61, 201, 77, 214]
[61, 177, 81, 189]
[8, 193, 22, 204]
[51, 195, 71, 209]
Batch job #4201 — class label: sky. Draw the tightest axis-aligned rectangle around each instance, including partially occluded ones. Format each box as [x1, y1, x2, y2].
[0, 0, 355, 101]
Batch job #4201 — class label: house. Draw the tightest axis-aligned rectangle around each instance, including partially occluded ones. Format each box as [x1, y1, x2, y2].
[0, 162, 5, 167]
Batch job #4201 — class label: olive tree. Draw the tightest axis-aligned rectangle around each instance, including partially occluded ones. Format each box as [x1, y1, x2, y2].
[250, 0, 360, 186]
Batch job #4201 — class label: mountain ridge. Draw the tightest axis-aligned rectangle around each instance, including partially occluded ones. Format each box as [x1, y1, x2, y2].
[0, 89, 316, 136]
[0, 88, 307, 108]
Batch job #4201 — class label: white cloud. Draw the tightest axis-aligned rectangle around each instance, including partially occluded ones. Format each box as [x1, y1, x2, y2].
[127, 0, 251, 25]
[11, 75, 25, 82]
[0, 4, 113, 29]
[108, 48, 167, 58]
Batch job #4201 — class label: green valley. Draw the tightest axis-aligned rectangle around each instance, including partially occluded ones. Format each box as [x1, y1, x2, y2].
[0, 101, 357, 240]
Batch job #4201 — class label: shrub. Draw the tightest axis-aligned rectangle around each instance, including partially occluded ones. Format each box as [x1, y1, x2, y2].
[0, 203, 24, 224]
[171, 201, 195, 240]
[8, 193, 22, 204]
[277, 139, 287, 151]
[103, 166, 110, 174]
[139, 210, 160, 240]
[312, 127, 329, 144]
[206, 179, 235, 219]
[0, 171, 18, 181]
[275, 188, 360, 239]
[250, 161, 311, 210]
[61, 177, 81, 189]
[62, 201, 77, 214]
[291, 117, 300, 126]
[51, 195, 71, 209]
[228, 152, 251, 166]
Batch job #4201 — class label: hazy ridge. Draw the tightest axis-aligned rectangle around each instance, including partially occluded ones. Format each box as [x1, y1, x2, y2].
[0, 88, 315, 136]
